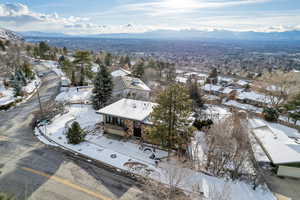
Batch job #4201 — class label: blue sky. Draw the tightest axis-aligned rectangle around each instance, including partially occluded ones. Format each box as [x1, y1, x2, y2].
[0, 0, 300, 34]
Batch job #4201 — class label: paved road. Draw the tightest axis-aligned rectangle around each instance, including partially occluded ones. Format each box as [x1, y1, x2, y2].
[0, 67, 142, 200]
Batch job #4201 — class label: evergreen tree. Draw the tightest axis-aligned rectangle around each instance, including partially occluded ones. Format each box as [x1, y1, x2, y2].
[284, 93, 300, 125]
[0, 40, 5, 51]
[92, 65, 113, 110]
[66, 121, 86, 144]
[132, 61, 145, 79]
[63, 47, 68, 55]
[188, 78, 204, 109]
[124, 55, 131, 68]
[165, 63, 176, 83]
[104, 52, 112, 67]
[73, 51, 92, 86]
[146, 84, 195, 156]
[22, 62, 34, 80]
[207, 67, 218, 84]
[38, 41, 50, 58]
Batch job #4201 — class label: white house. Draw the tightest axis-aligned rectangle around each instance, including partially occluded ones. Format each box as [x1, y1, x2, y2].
[249, 118, 300, 178]
[113, 76, 151, 101]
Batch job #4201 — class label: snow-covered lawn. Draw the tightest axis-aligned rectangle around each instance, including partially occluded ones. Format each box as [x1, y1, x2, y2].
[0, 87, 16, 106]
[35, 104, 276, 200]
[0, 76, 41, 107]
[55, 87, 93, 104]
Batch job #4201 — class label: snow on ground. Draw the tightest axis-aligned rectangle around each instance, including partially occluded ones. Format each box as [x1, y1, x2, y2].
[0, 76, 40, 106]
[22, 76, 41, 94]
[279, 115, 300, 126]
[40, 60, 64, 77]
[36, 104, 276, 200]
[0, 87, 15, 106]
[55, 87, 92, 104]
[223, 100, 263, 114]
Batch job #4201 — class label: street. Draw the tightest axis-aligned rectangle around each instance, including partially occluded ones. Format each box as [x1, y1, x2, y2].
[0, 67, 142, 200]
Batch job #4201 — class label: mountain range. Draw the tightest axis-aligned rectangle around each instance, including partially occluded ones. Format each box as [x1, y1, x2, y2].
[19, 29, 300, 41]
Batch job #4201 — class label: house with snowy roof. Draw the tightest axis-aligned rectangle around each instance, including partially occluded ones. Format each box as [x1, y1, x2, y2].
[112, 75, 151, 101]
[97, 98, 157, 139]
[202, 84, 223, 96]
[249, 118, 300, 178]
[111, 68, 131, 78]
[236, 91, 277, 107]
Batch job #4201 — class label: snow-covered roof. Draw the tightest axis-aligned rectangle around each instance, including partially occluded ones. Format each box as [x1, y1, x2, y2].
[237, 91, 271, 104]
[111, 68, 131, 77]
[184, 72, 208, 78]
[236, 80, 249, 86]
[223, 100, 263, 114]
[249, 118, 300, 165]
[97, 98, 157, 122]
[220, 87, 235, 94]
[218, 76, 234, 83]
[114, 76, 151, 92]
[203, 84, 222, 92]
[176, 76, 188, 84]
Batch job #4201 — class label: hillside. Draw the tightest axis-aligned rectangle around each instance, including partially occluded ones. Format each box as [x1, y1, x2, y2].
[0, 28, 23, 41]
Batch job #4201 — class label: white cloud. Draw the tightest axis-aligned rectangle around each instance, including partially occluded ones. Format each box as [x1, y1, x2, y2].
[0, 2, 299, 34]
[121, 0, 271, 16]
[0, 3, 89, 30]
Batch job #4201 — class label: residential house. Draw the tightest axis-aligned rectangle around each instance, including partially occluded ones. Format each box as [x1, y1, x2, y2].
[97, 98, 157, 139]
[249, 118, 300, 178]
[202, 84, 223, 96]
[111, 68, 131, 78]
[112, 75, 151, 101]
[236, 91, 275, 107]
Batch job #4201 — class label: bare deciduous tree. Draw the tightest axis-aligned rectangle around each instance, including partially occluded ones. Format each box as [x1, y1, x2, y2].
[254, 70, 300, 108]
[204, 112, 253, 180]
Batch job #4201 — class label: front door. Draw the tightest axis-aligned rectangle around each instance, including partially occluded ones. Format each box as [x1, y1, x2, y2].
[133, 121, 142, 138]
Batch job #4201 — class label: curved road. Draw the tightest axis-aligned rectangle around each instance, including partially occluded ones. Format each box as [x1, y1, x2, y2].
[0, 67, 141, 200]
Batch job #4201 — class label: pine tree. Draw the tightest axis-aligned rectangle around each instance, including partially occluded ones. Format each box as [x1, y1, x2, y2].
[146, 84, 195, 156]
[188, 78, 204, 109]
[73, 51, 92, 86]
[132, 61, 144, 78]
[92, 65, 113, 110]
[104, 53, 112, 67]
[66, 121, 86, 144]
[207, 67, 218, 84]
[284, 92, 300, 125]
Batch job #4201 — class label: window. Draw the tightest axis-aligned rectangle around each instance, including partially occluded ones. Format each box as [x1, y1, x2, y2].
[105, 115, 124, 127]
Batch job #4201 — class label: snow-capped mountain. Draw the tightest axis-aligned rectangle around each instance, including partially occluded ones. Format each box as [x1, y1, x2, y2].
[0, 28, 23, 41]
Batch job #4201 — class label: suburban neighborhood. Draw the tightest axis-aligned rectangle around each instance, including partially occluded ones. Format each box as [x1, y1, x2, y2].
[0, 2, 300, 199]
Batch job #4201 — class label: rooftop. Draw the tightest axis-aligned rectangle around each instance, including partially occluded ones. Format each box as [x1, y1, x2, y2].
[97, 98, 157, 122]
[111, 68, 131, 77]
[249, 118, 300, 165]
[113, 76, 151, 92]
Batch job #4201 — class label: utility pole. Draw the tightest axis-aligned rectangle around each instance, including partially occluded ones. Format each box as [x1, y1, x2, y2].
[35, 82, 43, 117]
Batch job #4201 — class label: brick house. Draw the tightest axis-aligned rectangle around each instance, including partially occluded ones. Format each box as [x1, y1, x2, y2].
[97, 98, 157, 139]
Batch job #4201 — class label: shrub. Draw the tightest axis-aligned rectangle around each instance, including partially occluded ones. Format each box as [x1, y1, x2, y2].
[193, 119, 213, 130]
[263, 107, 279, 122]
[66, 121, 86, 144]
[0, 192, 15, 200]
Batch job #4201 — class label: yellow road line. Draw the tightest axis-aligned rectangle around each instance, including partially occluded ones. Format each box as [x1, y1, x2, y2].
[21, 167, 113, 200]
